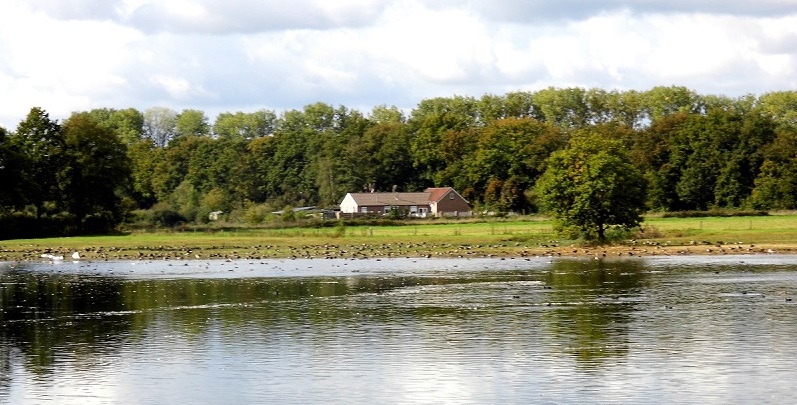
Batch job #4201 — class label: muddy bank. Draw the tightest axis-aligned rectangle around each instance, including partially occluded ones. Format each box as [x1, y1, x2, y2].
[2, 240, 794, 263]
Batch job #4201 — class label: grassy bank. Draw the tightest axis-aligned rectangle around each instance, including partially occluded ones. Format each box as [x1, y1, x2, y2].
[2, 214, 797, 262]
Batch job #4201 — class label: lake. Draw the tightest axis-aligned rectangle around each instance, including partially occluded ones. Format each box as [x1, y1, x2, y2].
[1, 256, 796, 404]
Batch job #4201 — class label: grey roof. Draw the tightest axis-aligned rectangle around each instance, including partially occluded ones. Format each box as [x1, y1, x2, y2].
[347, 192, 432, 206]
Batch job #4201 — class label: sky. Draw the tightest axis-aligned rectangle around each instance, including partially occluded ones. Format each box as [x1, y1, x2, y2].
[1, 0, 796, 130]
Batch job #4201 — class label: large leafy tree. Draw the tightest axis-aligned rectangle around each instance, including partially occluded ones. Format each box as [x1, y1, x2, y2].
[750, 130, 797, 209]
[536, 131, 647, 241]
[85, 108, 144, 145]
[349, 121, 415, 193]
[369, 105, 405, 124]
[175, 109, 211, 139]
[533, 87, 591, 129]
[634, 113, 690, 211]
[213, 109, 276, 140]
[12, 107, 65, 218]
[409, 96, 478, 186]
[143, 107, 178, 147]
[758, 91, 797, 133]
[60, 113, 131, 232]
[126, 139, 159, 208]
[467, 117, 565, 212]
[642, 86, 702, 122]
[0, 126, 26, 211]
[239, 136, 277, 203]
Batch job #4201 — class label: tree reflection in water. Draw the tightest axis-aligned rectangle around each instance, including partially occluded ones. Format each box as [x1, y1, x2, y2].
[542, 259, 649, 366]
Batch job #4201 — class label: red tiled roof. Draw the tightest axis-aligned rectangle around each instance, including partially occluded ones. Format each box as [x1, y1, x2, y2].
[425, 187, 455, 202]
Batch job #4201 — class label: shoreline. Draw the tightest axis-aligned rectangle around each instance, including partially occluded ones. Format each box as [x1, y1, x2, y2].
[3, 242, 795, 263]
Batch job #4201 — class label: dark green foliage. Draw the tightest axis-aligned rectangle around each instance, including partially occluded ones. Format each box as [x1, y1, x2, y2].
[749, 126, 797, 209]
[2, 88, 796, 236]
[536, 131, 647, 241]
[85, 108, 144, 145]
[384, 206, 406, 220]
[466, 118, 566, 212]
[0, 108, 130, 238]
[11, 107, 65, 219]
[0, 213, 76, 239]
[61, 113, 131, 232]
[152, 209, 187, 227]
[176, 109, 211, 139]
[0, 126, 26, 210]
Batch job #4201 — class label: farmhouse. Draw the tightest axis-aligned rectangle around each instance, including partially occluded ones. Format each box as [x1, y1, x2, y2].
[339, 187, 471, 218]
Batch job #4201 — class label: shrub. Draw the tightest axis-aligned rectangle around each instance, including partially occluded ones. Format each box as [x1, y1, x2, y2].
[152, 209, 187, 227]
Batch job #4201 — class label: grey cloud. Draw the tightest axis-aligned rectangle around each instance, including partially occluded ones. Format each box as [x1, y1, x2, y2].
[25, 0, 124, 21]
[462, 0, 797, 23]
[25, 0, 391, 33]
[25, 0, 797, 33]
[127, 1, 389, 34]
[758, 33, 797, 54]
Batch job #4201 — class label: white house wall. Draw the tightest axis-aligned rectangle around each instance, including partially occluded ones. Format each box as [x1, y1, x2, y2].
[339, 194, 359, 213]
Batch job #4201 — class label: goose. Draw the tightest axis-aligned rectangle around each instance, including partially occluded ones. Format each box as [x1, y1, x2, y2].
[40, 253, 64, 261]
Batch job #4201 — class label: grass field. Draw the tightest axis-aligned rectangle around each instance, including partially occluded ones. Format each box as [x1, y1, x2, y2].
[2, 214, 796, 261]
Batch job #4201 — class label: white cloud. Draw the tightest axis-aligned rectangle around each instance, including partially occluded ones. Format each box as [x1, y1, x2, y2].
[150, 75, 209, 100]
[370, 3, 495, 84]
[1, 0, 797, 130]
[0, 2, 141, 126]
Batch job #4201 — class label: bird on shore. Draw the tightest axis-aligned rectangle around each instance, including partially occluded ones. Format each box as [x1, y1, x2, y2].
[40, 253, 63, 261]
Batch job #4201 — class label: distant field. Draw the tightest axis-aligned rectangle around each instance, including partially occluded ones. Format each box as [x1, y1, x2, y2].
[2, 214, 796, 261]
[642, 214, 797, 244]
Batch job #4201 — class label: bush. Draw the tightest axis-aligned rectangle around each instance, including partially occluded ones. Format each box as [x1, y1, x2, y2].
[81, 211, 118, 234]
[0, 212, 75, 239]
[281, 206, 295, 222]
[635, 225, 664, 239]
[242, 203, 272, 224]
[152, 209, 187, 227]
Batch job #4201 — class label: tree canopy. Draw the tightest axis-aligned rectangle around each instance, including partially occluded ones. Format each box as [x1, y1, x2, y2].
[1, 86, 796, 239]
[536, 131, 647, 240]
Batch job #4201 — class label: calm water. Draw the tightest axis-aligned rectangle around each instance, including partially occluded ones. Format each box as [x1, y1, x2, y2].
[1, 256, 796, 404]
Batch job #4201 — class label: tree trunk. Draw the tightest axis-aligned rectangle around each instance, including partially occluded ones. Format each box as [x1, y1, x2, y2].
[597, 224, 606, 241]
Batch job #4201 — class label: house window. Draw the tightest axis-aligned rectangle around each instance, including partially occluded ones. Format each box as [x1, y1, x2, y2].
[449, 193, 455, 199]
[384, 206, 391, 214]
[360, 207, 368, 213]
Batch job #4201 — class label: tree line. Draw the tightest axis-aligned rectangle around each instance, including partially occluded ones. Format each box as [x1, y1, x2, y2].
[1, 86, 796, 239]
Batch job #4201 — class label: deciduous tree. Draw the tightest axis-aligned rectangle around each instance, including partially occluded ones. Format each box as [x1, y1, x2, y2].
[12, 107, 65, 218]
[61, 113, 131, 232]
[143, 107, 178, 147]
[176, 109, 210, 139]
[536, 132, 646, 241]
[0, 126, 26, 210]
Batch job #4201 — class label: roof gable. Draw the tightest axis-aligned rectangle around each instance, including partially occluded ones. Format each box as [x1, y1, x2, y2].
[425, 187, 468, 203]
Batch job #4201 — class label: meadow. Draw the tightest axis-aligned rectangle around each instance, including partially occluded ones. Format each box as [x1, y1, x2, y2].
[2, 213, 796, 261]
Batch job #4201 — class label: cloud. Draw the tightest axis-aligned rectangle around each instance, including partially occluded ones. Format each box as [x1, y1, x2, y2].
[24, 0, 392, 34]
[24, 0, 124, 21]
[1, 0, 797, 130]
[467, 0, 797, 23]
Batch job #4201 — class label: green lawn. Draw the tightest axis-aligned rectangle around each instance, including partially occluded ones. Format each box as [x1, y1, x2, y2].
[2, 214, 796, 261]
